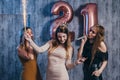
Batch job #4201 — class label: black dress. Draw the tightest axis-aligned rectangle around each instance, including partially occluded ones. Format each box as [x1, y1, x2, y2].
[82, 40, 108, 80]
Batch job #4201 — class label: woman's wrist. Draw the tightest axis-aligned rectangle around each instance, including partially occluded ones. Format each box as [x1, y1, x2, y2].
[74, 61, 78, 66]
[98, 69, 103, 74]
[28, 38, 32, 43]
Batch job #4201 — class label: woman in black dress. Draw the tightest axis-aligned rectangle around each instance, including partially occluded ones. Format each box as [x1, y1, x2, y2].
[77, 24, 108, 80]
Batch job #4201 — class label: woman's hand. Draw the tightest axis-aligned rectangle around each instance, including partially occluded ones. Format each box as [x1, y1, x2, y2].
[75, 59, 82, 65]
[24, 32, 31, 42]
[75, 57, 87, 65]
[92, 69, 102, 77]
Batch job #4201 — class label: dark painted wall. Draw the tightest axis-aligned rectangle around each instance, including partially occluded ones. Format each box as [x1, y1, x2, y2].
[0, 0, 120, 80]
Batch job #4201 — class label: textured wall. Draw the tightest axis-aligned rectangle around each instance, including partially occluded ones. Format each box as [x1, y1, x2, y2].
[0, 0, 120, 80]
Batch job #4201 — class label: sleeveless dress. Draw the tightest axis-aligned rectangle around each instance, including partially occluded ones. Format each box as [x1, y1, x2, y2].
[82, 40, 108, 80]
[18, 52, 42, 80]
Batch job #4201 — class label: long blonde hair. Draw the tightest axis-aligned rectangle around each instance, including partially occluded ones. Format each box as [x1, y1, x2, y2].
[90, 24, 105, 64]
[48, 24, 72, 59]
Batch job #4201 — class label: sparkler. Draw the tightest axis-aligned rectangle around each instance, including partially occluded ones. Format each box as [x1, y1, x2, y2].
[22, 0, 27, 31]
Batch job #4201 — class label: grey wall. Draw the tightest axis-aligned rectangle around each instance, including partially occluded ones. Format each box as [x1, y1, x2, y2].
[0, 0, 120, 80]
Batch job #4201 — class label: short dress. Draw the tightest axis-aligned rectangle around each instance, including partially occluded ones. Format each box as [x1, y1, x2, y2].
[46, 46, 69, 80]
[82, 40, 108, 80]
[18, 51, 42, 80]
[30, 40, 73, 80]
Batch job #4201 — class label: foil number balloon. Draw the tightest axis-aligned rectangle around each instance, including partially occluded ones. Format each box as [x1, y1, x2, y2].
[81, 3, 98, 35]
[50, 1, 73, 39]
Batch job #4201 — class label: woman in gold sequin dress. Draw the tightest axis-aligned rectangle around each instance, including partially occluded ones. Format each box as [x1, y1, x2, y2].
[17, 27, 42, 80]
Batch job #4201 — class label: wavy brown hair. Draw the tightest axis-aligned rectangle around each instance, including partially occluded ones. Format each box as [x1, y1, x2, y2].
[90, 24, 105, 65]
[48, 24, 72, 59]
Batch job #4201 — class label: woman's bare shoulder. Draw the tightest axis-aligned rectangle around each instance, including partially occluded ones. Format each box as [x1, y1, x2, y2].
[98, 41, 107, 53]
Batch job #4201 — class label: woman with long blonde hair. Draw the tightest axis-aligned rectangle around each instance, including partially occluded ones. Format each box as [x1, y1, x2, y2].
[24, 24, 77, 80]
[77, 24, 108, 80]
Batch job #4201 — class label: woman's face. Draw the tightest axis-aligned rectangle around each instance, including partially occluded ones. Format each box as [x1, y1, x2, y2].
[88, 27, 97, 39]
[26, 29, 33, 38]
[57, 32, 67, 44]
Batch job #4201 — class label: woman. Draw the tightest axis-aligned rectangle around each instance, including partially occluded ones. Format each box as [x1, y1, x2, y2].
[24, 24, 77, 80]
[77, 24, 108, 80]
[17, 27, 42, 80]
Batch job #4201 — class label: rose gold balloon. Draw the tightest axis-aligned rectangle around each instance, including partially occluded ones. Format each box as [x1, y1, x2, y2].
[50, 1, 73, 39]
[81, 3, 98, 35]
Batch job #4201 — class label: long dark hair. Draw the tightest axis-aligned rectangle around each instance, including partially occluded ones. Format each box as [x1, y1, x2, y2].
[19, 27, 33, 52]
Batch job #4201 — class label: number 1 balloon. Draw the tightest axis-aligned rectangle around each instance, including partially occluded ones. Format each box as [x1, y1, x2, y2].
[81, 3, 98, 35]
